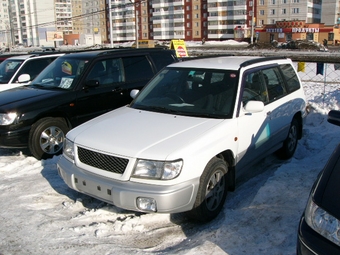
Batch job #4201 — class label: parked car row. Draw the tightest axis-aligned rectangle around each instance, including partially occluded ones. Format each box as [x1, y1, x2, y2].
[2, 48, 337, 252]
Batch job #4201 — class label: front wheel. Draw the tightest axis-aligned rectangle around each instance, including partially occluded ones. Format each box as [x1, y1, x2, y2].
[276, 118, 299, 159]
[28, 117, 69, 160]
[186, 157, 228, 222]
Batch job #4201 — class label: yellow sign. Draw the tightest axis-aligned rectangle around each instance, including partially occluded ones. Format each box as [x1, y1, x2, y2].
[170, 40, 189, 58]
[62, 61, 72, 75]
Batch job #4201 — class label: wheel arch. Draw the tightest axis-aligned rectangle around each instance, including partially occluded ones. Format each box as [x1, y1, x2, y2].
[293, 111, 303, 140]
[31, 111, 72, 130]
[216, 149, 236, 192]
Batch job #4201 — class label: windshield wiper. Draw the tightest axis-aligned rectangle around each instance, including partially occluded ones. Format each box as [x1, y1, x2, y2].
[145, 106, 179, 113]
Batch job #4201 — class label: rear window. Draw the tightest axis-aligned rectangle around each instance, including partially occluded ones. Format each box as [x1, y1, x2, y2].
[149, 51, 176, 71]
[280, 64, 301, 93]
[122, 56, 154, 82]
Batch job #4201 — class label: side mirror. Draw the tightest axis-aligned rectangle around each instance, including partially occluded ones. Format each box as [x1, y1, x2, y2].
[130, 89, 139, 99]
[328, 110, 340, 126]
[244, 100, 264, 113]
[17, 74, 31, 83]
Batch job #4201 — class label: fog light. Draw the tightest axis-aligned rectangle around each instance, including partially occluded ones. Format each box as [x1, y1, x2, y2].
[136, 197, 157, 212]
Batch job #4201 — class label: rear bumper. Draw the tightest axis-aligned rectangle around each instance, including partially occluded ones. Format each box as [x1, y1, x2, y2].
[57, 155, 199, 214]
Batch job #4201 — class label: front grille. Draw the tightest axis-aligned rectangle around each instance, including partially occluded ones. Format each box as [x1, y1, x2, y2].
[78, 147, 129, 174]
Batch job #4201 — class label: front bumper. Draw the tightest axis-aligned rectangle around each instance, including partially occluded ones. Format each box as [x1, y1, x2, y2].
[0, 126, 31, 148]
[297, 216, 340, 255]
[57, 155, 199, 214]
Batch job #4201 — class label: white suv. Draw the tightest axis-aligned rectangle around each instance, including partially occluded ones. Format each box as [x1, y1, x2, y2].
[58, 56, 307, 222]
[0, 53, 64, 92]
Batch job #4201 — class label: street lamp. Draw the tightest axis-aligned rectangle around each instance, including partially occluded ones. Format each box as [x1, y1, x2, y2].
[129, 0, 139, 48]
[109, 0, 113, 48]
[250, 0, 255, 44]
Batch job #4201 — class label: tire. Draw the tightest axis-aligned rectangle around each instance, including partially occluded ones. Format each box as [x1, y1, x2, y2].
[277, 118, 299, 160]
[186, 157, 228, 222]
[28, 117, 69, 160]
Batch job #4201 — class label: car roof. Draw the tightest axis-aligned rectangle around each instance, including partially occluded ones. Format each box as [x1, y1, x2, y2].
[168, 56, 289, 70]
[5, 53, 65, 61]
[58, 47, 174, 60]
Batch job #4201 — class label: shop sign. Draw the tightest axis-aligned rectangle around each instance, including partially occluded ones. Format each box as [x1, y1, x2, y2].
[266, 28, 283, 33]
[292, 27, 320, 33]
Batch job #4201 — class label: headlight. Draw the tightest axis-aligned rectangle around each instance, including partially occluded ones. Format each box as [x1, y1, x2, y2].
[305, 196, 340, 246]
[0, 112, 18, 125]
[63, 138, 74, 161]
[132, 159, 183, 180]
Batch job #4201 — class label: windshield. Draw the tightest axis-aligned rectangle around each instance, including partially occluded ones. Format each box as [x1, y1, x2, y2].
[0, 59, 23, 84]
[131, 67, 238, 119]
[29, 56, 88, 90]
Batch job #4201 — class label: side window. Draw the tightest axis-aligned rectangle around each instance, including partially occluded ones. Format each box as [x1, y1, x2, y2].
[86, 59, 125, 86]
[14, 57, 56, 82]
[86, 60, 106, 82]
[243, 71, 269, 105]
[280, 63, 301, 93]
[122, 56, 154, 82]
[262, 67, 287, 101]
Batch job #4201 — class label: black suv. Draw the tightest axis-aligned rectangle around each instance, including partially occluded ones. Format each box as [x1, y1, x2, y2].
[0, 48, 178, 159]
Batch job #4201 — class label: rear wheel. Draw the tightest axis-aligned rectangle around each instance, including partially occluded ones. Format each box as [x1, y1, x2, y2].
[277, 118, 299, 159]
[28, 117, 69, 160]
[186, 157, 228, 222]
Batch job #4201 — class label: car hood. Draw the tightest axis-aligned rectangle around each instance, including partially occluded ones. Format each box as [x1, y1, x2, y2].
[0, 86, 59, 108]
[69, 106, 225, 160]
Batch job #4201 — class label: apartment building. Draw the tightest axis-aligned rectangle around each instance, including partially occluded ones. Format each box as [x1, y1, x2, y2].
[74, 0, 107, 44]
[0, 0, 10, 47]
[321, 0, 340, 26]
[3, 0, 339, 47]
[7, 0, 55, 47]
[256, 0, 322, 27]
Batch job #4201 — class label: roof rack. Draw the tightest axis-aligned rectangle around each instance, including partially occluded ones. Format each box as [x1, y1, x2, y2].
[240, 56, 287, 67]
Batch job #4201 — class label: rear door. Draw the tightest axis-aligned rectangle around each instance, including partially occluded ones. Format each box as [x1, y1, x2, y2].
[236, 65, 290, 172]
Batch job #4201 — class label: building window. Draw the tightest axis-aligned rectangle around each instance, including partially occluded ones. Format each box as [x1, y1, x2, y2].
[271, 0, 275, 4]
[292, 8, 299, 13]
[270, 9, 275, 15]
[282, 9, 286, 14]
[260, 10, 265, 15]
[259, 0, 264, 5]
[282, 0, 287, 3]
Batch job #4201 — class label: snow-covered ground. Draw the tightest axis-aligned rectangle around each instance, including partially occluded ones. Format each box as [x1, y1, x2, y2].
[1, 42, 340, 255]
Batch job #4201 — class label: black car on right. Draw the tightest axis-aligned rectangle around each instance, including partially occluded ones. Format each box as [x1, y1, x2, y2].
[297, 110, 340, 254]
